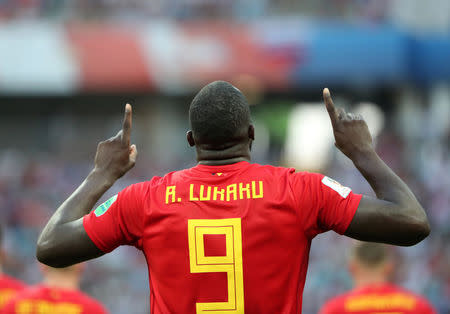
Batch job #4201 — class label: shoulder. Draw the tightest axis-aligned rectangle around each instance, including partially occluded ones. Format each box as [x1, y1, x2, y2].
[144, 168, 189, 188]
[394, 287, 436, 313]
[247, 163, 312, 182]
[248, 163, 295, 174]
[0, 274, 27, 290]
[2, 285, 43, 304]
[285, 170, 326, 192]
[20, 285, 50, 298]
[319, 293, 347, 314]
[248, 164, 306, 190]
[252, 164, 325, 182]
[248, 165, 328, 195]
[414, 295, 436, 313]
[83, 297, 108, 313]
[290, 170, 324, 180]
[118, 178, 161, 199]
[69, 290, 107, 313]
[136, 165, 323, 188]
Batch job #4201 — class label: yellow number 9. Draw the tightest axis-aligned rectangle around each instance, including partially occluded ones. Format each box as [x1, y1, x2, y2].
[188, 218, 245, 314]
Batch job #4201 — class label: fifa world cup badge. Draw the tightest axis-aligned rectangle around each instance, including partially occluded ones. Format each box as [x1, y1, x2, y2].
[94, 195, 118, 217]
[321, 176, 352, 198]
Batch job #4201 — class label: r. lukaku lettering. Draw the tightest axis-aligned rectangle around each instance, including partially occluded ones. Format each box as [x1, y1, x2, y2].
[165, 181, 264, 204]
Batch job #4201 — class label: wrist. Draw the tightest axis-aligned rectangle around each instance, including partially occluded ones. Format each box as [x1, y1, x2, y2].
[89, 168, 117, 188]
[349, 146, 378, 166]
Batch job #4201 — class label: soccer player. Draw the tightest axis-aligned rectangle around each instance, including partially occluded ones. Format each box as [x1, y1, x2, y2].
[1, 264, 108, 314]
[0, 226, 27, 310]
[36, 81, 430, 313]
[319, 242, 436, 314]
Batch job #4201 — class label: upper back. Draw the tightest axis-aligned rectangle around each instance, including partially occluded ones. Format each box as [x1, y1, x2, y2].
[84, 161, 361, 313]
[1, 285, 107, 314]
[319, 283, 437, 314]
[142, 162, 359, 313]
[144, 162, 306, 313]
[149, 161, 298, 222]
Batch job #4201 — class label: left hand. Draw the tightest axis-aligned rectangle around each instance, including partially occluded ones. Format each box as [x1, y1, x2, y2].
[323, 88, 373, 160]
[94, 104, 138, 181]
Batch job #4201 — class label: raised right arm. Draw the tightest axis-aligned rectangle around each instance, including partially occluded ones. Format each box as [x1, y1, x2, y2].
[37, 104, 138, 267]
[323, 88, 430, 246]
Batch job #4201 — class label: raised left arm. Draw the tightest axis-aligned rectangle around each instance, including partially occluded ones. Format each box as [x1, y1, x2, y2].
[322, 89, 430, 246]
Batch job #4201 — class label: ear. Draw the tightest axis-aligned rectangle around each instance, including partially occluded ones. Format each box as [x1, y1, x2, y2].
[187, 130, 195, 147]
[248, 124, 255, 141]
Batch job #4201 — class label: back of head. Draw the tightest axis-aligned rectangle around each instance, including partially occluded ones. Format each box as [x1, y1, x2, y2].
[349, 242, 395, 288]
[352, 242, 390, 268]
[189, 81, 251, 149]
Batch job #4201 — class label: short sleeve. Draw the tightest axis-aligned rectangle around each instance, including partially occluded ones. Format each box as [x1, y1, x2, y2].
[83, 182, 148, 253]
[291, 172, 362, 238]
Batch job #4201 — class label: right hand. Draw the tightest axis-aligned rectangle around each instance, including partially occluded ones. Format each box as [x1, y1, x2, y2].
[94, 103, 138, 181]
[323, 88, 373, 159]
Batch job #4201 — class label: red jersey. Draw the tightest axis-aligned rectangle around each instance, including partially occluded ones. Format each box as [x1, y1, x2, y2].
[319, 283, 436, 314]
[83, 161, 361, 313]
[0, 275, 26, 310]
[1, 285, 107, 314]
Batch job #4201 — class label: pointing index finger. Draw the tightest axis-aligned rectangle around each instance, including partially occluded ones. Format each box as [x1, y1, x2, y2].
[323, 88, 338, 127]
[122, 103, 132, 146]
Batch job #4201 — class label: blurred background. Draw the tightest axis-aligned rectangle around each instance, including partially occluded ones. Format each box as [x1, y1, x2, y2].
[0, 0, 449, 313]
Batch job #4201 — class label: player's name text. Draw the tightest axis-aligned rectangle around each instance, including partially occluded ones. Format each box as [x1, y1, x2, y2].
[15, 300, 82, 313]
[345, 293, 416, 311]
[165, 181, 264, 204]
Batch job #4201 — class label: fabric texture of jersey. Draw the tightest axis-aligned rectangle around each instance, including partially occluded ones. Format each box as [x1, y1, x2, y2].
[0, 275, 26, 310]
[0, 284, 107, 314]
[319, 283, 436, 314]
[83, 161, 361, 314]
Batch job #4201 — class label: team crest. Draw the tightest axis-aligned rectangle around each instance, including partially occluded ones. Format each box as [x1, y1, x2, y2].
[94, 195, 118, 217]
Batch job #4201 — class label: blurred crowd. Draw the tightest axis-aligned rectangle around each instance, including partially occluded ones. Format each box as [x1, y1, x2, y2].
[1, 0, 449, 38]
[0, 86, 449, 313]
[0, 0, 406, 22]
[0, 0, 448, 312]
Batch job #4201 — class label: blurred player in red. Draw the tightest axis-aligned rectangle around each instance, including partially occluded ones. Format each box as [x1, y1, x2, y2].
[319, 242, 436, 314]
[0, 226, 27, 310]
[1, 263, 107, 314]
[36, 81, 430, 313]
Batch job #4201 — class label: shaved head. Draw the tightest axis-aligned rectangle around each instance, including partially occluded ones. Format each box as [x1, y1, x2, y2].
[189, 81, 251, 149]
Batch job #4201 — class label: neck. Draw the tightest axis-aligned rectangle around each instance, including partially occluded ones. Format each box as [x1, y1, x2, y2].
[196, 142, 251, 166]
[43, 274, 79, 291]
[354, 273, 388, 289]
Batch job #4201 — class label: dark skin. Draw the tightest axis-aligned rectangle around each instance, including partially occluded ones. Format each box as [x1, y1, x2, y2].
[37, 90, 430, 268]
[186, 125, 255, 165]
[322, 88, 430, 245]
